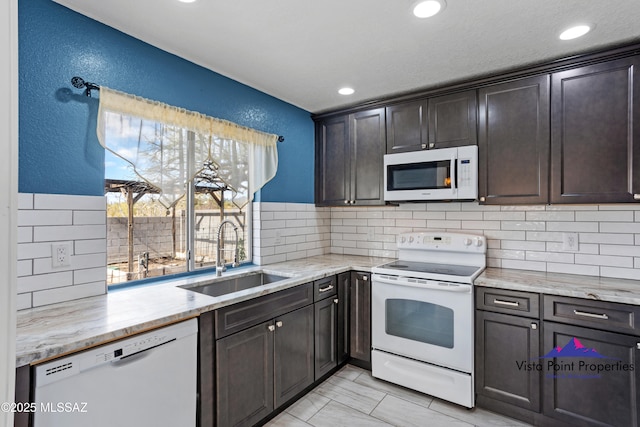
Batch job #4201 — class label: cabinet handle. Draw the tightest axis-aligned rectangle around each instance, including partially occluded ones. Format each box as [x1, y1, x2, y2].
[573, 309, 609, 320]
[531, 323, 537, 330]
[479, 196, 486, 203]
[319, 284, 334, 293]
[637, 343, 640, 350]
[362, 275, 368, 281]
[493, 299, 519, 307]
[276, 320, 283, 328]
[429, 143, 435, 148]
[421, 143, 427, 149]
[634, 194, 640, 200]
[267, 325, 276, 332]
[334, 298, 339, 304]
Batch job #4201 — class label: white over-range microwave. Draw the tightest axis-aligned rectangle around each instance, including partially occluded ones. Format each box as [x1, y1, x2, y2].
[383, 145, 478, 202]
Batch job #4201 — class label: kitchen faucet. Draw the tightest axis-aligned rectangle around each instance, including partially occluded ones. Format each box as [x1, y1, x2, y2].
[216, 220, 240, 277]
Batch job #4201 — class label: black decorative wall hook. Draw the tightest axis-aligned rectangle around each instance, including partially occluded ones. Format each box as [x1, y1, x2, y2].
[71, 76, 100, 97]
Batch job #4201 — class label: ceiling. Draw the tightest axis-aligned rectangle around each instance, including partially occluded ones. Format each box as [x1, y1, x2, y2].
[53, 0, 640, 114]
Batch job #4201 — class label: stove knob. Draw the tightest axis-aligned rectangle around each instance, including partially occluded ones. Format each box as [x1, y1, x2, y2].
[399, 236, 406, 244]
[409, 236, 414, 243]
[463, 238, 472, 246]
[473, 237, 484, 247]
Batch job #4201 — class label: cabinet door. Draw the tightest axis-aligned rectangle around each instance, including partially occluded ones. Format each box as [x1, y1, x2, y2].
[475, 311, 541, 412]
[349, 271, 371, 368]
[336, 272, 350, 365]
[551, 56, 640, 203]
[428, 90, 478, 149]
[478, 76, 550, 204]
[316, 115, 350, 206]
[350, 108, 386, 205]
[216, 321, 274, 427]
[274, 305, 314, 408]
[314, 297, 338, 379]
[543, 322, 640, 427]
[386, 100, 428, 153]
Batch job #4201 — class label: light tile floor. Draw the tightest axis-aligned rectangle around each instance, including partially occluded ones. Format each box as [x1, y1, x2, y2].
[265, 365, 533, 427]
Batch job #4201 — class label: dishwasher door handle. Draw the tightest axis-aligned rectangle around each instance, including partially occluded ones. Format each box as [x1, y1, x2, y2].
[110, 349, 151, 367]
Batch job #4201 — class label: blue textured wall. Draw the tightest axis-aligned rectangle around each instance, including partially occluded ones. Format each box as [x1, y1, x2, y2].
[18, 0, 314, 203]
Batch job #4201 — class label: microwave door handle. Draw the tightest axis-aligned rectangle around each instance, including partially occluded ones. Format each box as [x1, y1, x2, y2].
[450, 155, 457, 191]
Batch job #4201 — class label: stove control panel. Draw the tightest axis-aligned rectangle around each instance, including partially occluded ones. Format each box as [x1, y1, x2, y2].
[396, 232, 486, 253]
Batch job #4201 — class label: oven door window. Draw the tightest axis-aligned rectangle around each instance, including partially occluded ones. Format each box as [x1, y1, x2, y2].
[387, 160, 452, 191]
[385, 299, 454, 348]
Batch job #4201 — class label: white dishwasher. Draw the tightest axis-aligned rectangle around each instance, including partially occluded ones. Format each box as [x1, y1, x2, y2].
[33, 318, 198, 427]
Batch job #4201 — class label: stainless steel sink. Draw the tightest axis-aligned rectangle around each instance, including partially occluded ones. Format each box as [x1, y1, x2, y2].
[180, 272, 288, 297]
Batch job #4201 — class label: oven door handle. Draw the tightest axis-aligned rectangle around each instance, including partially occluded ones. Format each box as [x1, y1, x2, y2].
[372, 274, 471, 293]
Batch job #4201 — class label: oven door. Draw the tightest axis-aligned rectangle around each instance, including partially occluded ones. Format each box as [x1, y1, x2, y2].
[371, 273, 473, 373]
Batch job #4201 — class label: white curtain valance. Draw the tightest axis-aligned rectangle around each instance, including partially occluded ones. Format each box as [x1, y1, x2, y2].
[96, 87, 278, 208]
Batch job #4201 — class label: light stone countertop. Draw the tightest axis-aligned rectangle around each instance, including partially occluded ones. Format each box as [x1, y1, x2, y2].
[476, 268, 640, 305]
[17, 257, 640, 367]
[15, 254, 392, 367]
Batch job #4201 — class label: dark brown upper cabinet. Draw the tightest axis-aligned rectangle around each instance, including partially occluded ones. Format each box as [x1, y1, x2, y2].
[386, 99, 427, 153]
[428, 90, 478, 149]
[550, 56, 640, 204]
[385, 90, 477, 153]
[316, 108, 385, 206]
[478, 76, 550, 204]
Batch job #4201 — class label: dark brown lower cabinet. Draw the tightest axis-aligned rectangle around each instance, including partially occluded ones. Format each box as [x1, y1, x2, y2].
[216, 305, 314, 427]
[314, 296, 338, 379]
[475, 311, 540, 413]
[543, 322, 640, 427]
[477, 287, 640, 427]
[349, 271, 371, 369]
[336, 272, 350, 365]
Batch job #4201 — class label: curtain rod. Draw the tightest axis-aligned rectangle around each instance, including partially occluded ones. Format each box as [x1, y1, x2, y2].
[70, 76, 285, 142]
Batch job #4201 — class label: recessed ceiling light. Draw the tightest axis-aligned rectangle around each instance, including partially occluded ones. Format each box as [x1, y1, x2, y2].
[559, 25, 592, 40]
[178, 0, 197, 3]
[413, 0, 445, 18]
[338, 87, 355, 96]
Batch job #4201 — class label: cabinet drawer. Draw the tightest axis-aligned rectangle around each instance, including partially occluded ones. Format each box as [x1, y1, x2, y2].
[314, 276, 337, 302]
[476, 287, 539, 318]
[215, 282, 313, 339]
[543, 295, 640, 335]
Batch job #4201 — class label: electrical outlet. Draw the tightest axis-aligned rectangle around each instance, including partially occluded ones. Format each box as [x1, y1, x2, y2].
[51, 243, 72, 268]
[274, 230, 283, 245]
[562, 233, 579, 252]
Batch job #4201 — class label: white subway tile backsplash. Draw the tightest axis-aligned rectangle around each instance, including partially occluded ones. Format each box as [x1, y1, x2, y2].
[17, 260, 33, 277]
[17, 227, 33, 243]
[73, 210, 106, 225]
[17, 193, 109, 310]
[18, 193, 33, 210]
[34, 194, 105, 211]
[16, 293, 32, 311]
[18, 210, 72, 226]
[17, 271, 73, 293]
[547, 263, 600, 276]
[601, 222, 640, 233]
[313, 203, 640, 282]
[32, 281, 106, 307]
[575, 254, 634, 268]
[600, 266, 640, 280]
[33, 224, 106, 242]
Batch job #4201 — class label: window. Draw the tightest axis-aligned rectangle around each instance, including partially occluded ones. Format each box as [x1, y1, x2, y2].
[98, 88, 277, 286]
